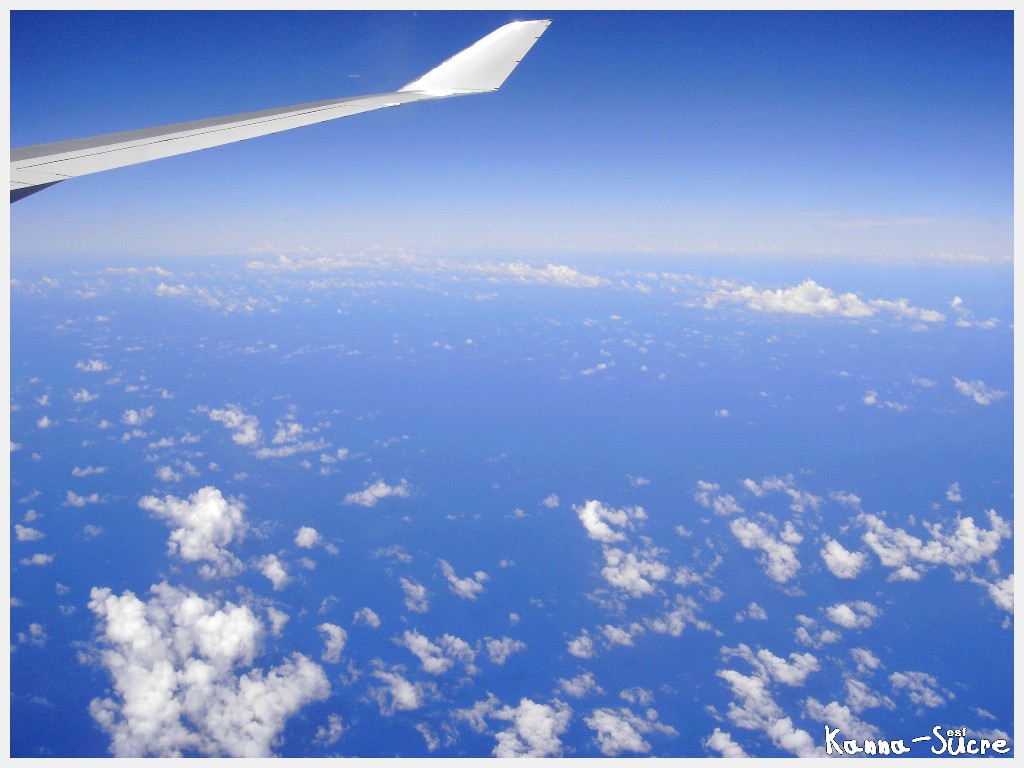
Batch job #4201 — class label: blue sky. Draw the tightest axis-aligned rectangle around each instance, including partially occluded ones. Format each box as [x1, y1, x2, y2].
[10, 10, 1013, 261]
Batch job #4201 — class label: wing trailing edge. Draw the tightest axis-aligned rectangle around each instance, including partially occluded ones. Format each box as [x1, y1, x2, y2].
[10, 19, 551, 203]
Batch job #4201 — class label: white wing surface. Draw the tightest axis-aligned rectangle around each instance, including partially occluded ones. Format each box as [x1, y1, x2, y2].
[10, 19, 551, 202]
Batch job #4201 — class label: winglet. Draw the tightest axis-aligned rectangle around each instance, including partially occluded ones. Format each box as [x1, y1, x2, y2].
[399, 20, 551, 96]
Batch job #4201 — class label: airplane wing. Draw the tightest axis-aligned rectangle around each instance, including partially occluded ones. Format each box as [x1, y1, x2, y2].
[10, 19, 551, 203]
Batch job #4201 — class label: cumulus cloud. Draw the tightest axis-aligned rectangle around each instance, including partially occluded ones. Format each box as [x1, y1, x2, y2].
[850, 647, 884, 675]
[313, 714, 344, 747]
[715, 668, 822, 756]
[950, 296, 999, 329]
[556, 672, 604, 699]
[20, 553, 54, 566]
[600, 546, 670, 597]
[704, 279, 943, 324]
[400, 630, 453, 675]
[366, 664, 435, 716]
[72, 388, 99, 403]
[138, 487, 247, 578]
[87, 582, 329, 757]
[584, 706, 678, 756]
[705, 727, 750, 757]
[825, 601, 880, 629]
[294, 526, 322, 549]
[206, 404, 262, 446]
[353, 607, 381, 628]
[952, 378, 1008, 405]
[497, 262, 609, 288]
[804, 698, 880, 742]
[344, 479, 411, 507]
[256, 555, 290, 591]
[400, 578, 429, 613]
[490, 698, 573, 757]
[820, 537, 868, 579]
[693, 481, 743, 516]
[65, 490, 101, 507]
[15, 524, 45, 542]
[484, 636, 526, 665]
[575, 499, 647, 542]
[121, 407, 155, 426]
[317, 623, 347, 664]
[722, 644, 820, 687]
[889, 671, 947, 707]
[76, 359, 110, 372]
[844, 678, 895, 713]
[645, 595, 705, 638]
[730, 518, 802, 583]
[567, 631, 596, 659]
[438, 559, 488, 600]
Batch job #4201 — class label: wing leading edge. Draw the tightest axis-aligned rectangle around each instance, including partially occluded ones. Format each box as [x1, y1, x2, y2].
[10, 19, 551, 203]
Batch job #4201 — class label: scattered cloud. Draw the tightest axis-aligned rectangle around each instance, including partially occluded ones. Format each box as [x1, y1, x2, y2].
[317, 624, 347, 664]
[87, 582, 329, 757]
[820, 537, 868, 579]
[575, 499, 647, 543]
[438, 559, 488, 600]
[294, 526, 322, 549]
[344, 479, 411, 508]
[400, 578, 429, 614]
[584, 706, 677, 756]
[205, 404, 262, 446]
[730, 518, 802, 583]
[953, 378, 1008, 406]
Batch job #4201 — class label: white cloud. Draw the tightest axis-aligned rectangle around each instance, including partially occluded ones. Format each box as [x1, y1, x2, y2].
[367, 665, 434, 716]
[704, 279, 944, 324]
[557, 672, 604, 699]
[206, 404, 262, 446]
[87, 582, 329, 757]
[601, 622, 645, 647]
[20, 553, 54, 566]
[72, 465, 108, 477]
[156, 466, 182, 483]
[542, 493, 560, 508]
[730, 518, 801, 583]
[438, 559, 488, 600]
[72, 389, 99, 403]
[575, 499, 647, 543]
[844, 678, 895, 713]
[343, 479, 411, 507]
[722, 644, 820, 687]
[294, 526, 322, 549]
[400, 630, 453, 675]
[950, 296, 999, 329]
[953, 378, 1008, 405]
[497, 262, 609, 288]
[825, 601, 880, 629]
[415, 722, 439, 752]
[36, 415, 55, 429]
[715, 669, 822, 756]
[889, 670, 947, 707]
[255, 555, 290, 591]
[313, 714, 344, 747]
[76, 359, 110, 372]
[15, 524, 45, 542]
[984, 574, 1013, 612]
[850, 647, 884, 674]
[945, 482, 962, 502]
[694, 481, 743, 516]
[317, 624, 347, 664]
[645, 595, 705, 637]
[804, 698, 880, 742]
[353, 607, 381, 628]
[121, 407, 155, 426]
[490, 698, 573, 758]
[484, 636, 526, 665]
[705, 727, 750, 757]
[584, 706, 678, 756]
[66, 490, 101, 507]
[139, 487, 247, 578]
[567, 631, 596, 659]
[400, 578, 429, 613]
[820, 537, 868, 579]
[600, 546, 670, 597]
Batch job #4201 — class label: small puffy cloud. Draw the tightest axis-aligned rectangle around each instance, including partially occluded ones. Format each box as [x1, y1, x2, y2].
[72, 389, 99, 403]
[73, 465, 108, 477]
[820, 537, 868, 579]
[600, 546, 670, 597]
[314, 714, 343, 747]
[36, 415, 55, 429]
[585, 706, 678, 756]
[985, 574, 1013, 612]
[567, 631, 596, 659]
[575, 500, 647, 543]
[20, 553, 54, 566]
[850, 647, 884, 674]
[87, 582, 329, 757]
[156, 466, 182, 483]
[317, 623, 347, 664]
[601, 623, 645, 647]
[484, 636, 526, 665]
[294, 526, 322, 549]
[889, 670, 947, 707]
[844, 678, 895, 713]
[15, 524, 45, 542]
[491, 697, 573, 758]
[65, 490, 101, 507]
[945, 482, 962, 502]
[206, 404, 262, 446]
[730, 518, 801, 583]
[694, 481, 743, 516]
[541, 494, 560, 508]
[343, 479, 411, 508]
[804, 698, 880, 742]
[950, 296, 999, 329]
[722, 644, 820, 687]
[438, 559, 488, 600]
[139, 487, 247, 578]
[825, 601, 880, 629]
[121, 407, 155, 426]
[705, 728, 750, 757]
[256, 555, 290, 591]
[645, 595, 705, 638]
[367, 665, 434, 716]
[556, 672, 604, 699]
[400, 578, 429, 613]
[353, 607, 381, 628]
[400, 630, 453, 675]
[76, 359, 110, 372]
[953, 378, 1007, 405]
[715, 668, 822, 756]
[500, 262, 609, 288]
